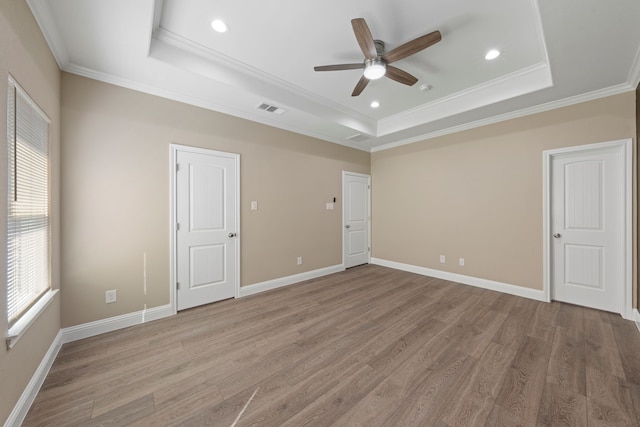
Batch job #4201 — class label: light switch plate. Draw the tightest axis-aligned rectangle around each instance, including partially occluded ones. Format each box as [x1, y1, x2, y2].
[105, 290, 117, 304]
[251, 201, 258, 211]
[326, 202, 334, 210]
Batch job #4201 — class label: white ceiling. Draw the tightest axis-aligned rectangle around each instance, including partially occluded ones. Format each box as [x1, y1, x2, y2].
[28, 0, 640, 152]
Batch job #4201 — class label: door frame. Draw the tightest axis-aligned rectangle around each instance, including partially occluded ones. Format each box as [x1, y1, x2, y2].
[169, 144, 241, 314]
[342, 171, 372, 268]
[542, 139, 632, 319]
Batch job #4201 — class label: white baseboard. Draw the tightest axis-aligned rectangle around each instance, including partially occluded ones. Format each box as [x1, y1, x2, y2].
[61, 304, 174, 344]
[239, 264, 345, 298]
[370, 257, 547, 302]
[4, 331, 63, 427]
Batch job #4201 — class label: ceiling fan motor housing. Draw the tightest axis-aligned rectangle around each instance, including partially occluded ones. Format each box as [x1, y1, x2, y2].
[373, 40, 385, 57]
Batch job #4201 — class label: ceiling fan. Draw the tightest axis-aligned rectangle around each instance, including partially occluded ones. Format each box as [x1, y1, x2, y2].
[314, 18, 442, 96]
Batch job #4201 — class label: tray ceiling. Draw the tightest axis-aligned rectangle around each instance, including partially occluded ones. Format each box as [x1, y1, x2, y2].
[27, 0, 640, 151]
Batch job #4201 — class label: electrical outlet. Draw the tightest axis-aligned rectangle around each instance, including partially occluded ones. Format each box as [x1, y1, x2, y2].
[439, 255, 446, 263]
[297, 256, 303, 265]
[459, 258, 465, 266]
[105, 290, 117, 304]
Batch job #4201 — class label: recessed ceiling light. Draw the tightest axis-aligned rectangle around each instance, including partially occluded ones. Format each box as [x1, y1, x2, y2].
[370, 101, 380, 108]
[211, 19, 228, 33]
[419, 84, 432, 92]
[485, 49, 500, 60]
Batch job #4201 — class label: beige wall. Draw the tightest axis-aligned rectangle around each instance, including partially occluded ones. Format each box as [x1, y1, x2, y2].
[0, 0, 61, 424]
[372, 92, 637, 302]
[60, 73, 370, 327]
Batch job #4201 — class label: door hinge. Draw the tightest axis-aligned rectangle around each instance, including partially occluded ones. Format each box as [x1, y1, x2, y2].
[368, 184, 370, 189]
[176, 282, 180, 290]
[176, 223, 180, 231]
[176, 163, 180, 172]
[368, 247, 371, 252]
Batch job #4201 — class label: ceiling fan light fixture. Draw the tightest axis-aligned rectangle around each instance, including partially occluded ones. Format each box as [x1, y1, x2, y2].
[363, 58, 386, 80]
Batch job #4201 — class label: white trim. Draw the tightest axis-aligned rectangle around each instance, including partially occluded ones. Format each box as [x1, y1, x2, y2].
[60, 304, 173, 344]
[378, 62, 553, 136]
[371, 84, 634, 153]
[370, 258, 547, 302]
[63, 63, 370, 153]
[239, 264, 344, 298]
[6, 289, 59, 350]
[150, 26, 377, 136]
[25, 0, 69, 69]
[627, 43, 640, 89]
[634, 309, 640, 333]
[169, 144, 241, 309]
[169, 146, 177, 316]
[342, 172, 372, 268]
[543, 139, 633, 320]
[4, 330, 62, 427]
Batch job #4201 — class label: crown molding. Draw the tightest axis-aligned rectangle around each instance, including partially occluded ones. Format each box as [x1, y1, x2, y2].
[26, 0, 69, 68]
[62, 63, 370, 152]
[378, 62, 553, 136]
[151, 27, 377, 135]
[372, 83, 634, 152]
[627, 44, 640, 89]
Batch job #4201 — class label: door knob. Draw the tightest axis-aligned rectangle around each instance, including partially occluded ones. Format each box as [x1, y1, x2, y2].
[553, 233, 561, 238]
[345, 225, 351, 229]
[228, 232, 237, 238]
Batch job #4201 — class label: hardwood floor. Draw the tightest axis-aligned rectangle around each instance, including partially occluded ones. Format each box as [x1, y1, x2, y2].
[23, 265, 640, 426]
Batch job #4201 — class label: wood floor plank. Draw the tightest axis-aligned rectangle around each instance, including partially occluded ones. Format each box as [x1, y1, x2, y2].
[555, 303, 585, 331]
[21, 265, 640, 427]
[439, 342, 517, 426]
[527, 301, 561, 342]
[22, 399, 94, 427]
[280, 365, 385, 426]
[547, 325, 586, 396]
[381, 350, 478, 426]
[491, 336, 551, 424]
[608, 312, 640, 385]
[491, 300, 538, 350]
[536, 382, 587, 426]
[628, 383, 640, 422]
[457, 307, 508, 358]
[586, 366, 637, 426]
[87, 394, 155, 427]
[332, 376, 405, 427]
[584, 309, 626, 379]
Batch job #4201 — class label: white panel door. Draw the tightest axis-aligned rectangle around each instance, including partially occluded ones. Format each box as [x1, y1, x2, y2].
[177, 149, 237, 310]
[551, 147, 623, 313]
[343, 172, 370, 268]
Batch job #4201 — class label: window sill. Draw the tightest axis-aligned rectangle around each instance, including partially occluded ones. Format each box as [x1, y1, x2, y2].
[6, 289, 59, 350]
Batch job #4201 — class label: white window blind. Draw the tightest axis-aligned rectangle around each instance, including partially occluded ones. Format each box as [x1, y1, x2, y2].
[7, 79, 50, 328]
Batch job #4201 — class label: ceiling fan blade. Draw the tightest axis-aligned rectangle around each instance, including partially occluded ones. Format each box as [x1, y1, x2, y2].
[382, 30, 442, 64]
[314, 63, 364, 72]
[385, 65, 418, 86]
[351, 18, 377, 59]
[352, 76, 370, 96]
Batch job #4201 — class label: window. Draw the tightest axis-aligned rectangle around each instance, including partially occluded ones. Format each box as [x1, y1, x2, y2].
[6, 77, 51, 345]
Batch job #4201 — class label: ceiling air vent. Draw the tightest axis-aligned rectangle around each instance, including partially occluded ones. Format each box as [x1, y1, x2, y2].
[346, 133, 369, 142]
[256, 102, 286, 115]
